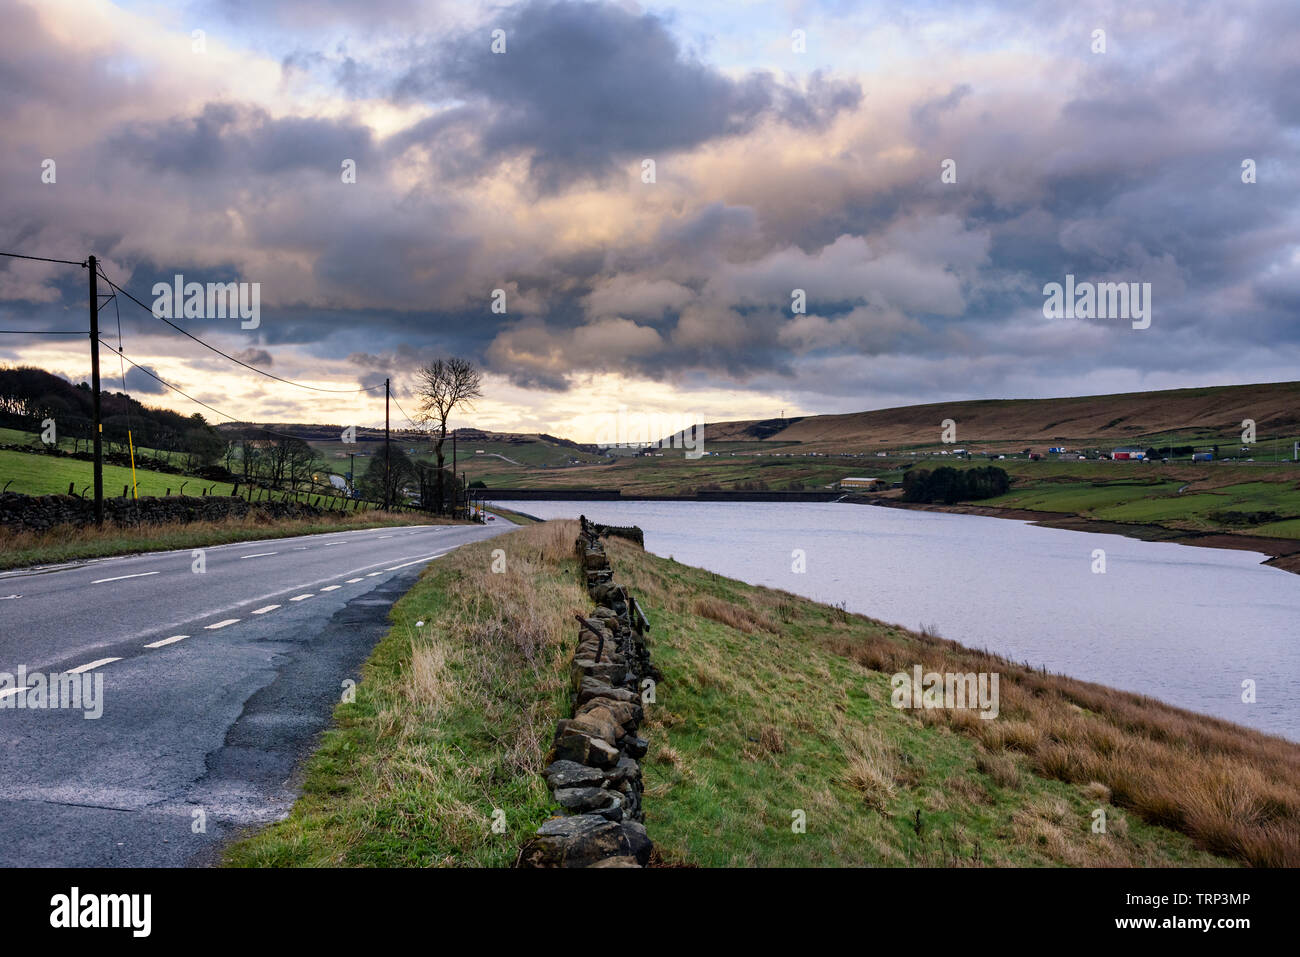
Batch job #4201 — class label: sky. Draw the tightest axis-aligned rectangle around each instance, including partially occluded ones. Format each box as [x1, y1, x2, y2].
[1, 0, 1297, 440]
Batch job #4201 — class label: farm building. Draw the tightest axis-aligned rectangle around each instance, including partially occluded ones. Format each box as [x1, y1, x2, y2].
[839, 477, 885, 490]
[1111, 446, 1147, 460]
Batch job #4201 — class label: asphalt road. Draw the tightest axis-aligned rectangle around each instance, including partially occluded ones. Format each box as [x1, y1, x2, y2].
[0, 520, 509, 867]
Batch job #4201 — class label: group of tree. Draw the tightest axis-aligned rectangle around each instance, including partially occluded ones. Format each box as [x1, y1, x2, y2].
[1, 364, 224, 469]
[901, 465, 1011, 504]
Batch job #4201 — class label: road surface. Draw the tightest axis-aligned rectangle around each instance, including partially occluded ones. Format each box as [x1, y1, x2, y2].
[0, 521, 508, 866]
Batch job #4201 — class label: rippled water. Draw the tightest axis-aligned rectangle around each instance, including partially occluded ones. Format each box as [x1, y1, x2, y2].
[496, 500, 1300, 740]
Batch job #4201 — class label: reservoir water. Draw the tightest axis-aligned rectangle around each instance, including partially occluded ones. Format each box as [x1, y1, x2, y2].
[495, 500, 1300, 740]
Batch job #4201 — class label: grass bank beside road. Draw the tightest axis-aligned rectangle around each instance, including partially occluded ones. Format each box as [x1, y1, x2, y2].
[0, 510, 462, 571]
[225, 520, 1297, 868]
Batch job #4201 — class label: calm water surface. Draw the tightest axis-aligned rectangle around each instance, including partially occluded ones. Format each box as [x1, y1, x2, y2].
[496, 500, 1300, 740]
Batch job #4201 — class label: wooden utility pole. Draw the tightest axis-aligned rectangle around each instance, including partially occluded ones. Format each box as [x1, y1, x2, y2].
[451, 428, 457, 516]
[87, 255, 104, 526]
[384, 377, 391, 510]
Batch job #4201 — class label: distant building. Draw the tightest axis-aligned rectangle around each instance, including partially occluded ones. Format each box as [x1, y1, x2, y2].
[839, 477, 885, 490]
[1112, 446, 1147, 460]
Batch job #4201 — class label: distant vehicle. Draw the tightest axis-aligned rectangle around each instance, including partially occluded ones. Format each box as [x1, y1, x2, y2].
[1193, 452, 1214, 462]
[1049, 447, 1066, 454]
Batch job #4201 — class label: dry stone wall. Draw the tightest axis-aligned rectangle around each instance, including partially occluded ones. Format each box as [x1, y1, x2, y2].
[518, 515, 660, 868]
[0, 492, 324, 533]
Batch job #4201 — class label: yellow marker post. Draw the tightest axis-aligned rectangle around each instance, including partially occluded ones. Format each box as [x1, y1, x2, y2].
[127, 430, 140, 500]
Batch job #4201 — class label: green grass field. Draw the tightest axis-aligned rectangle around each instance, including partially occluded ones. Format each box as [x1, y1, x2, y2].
[0, 447, 372, 513]
[0, 447, 233, 498]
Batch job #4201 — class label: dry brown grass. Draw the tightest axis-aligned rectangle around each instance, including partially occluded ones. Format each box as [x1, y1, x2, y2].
[692, 595, 773, 634]
[837, 720, 898, 813]
[976, 750, 1022, 789]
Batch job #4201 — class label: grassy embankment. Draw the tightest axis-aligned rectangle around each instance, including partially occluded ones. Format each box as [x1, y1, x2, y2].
[224, 521, 1298, 868]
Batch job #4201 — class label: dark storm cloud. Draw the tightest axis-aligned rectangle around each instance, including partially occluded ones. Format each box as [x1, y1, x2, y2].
[124, 364, 168, 394]
[111, 104, 379, 176]
[394, 0, 861, 191]
[233, 348, 273, 367]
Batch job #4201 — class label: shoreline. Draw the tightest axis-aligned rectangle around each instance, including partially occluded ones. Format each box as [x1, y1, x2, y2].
[861, 497, 1300, 576]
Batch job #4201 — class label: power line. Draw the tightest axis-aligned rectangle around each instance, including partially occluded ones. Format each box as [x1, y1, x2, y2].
[98, 339, 345, 445]
[0, 329, 84, 335]
[0, 250, 85, 266]
[389, 392, 422, 432]
[94, 263, 386, 394]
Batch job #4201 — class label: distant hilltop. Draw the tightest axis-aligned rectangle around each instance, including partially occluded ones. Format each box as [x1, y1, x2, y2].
[667, 381, 1300, 450]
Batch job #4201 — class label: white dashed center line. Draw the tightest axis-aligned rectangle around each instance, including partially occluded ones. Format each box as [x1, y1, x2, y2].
[366, 572, 383, 577]
[67, 658, 121, 673]
[91, 572, 159, 585]
[319, 585, 341, 592]
[206, 619, 240, 630]
[289, 594, 314, 601]
[345, 578, 363, 584]
[144, 635, 188, 649]
[251, 605, 281, 615]
[0, 686, 30, 700]
[241, 552, 278, 559]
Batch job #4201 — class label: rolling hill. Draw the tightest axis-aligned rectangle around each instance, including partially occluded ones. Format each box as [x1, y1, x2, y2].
[681, 380, 1300, 451]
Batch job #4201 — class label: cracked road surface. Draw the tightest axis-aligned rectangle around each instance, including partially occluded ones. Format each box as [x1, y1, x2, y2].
[0, 521, 508, 866]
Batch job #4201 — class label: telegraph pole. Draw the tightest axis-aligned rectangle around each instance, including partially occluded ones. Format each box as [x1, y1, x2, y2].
[451, 428, 457, 516]
[384, 377, 391, 510]
[87, 255, 104, 526]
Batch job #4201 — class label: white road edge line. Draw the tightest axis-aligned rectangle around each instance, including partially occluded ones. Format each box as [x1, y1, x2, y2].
[205, 619, 240, 630]
[251, 604, 281, 615]
[90, 571, 159, 585]
[67, 658, 121, 673]
[384, 552, 450, 571]
[144, 635, 188, 649]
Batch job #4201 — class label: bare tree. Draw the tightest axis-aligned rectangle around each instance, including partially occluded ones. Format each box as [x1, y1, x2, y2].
[414, 357, 482, 514]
